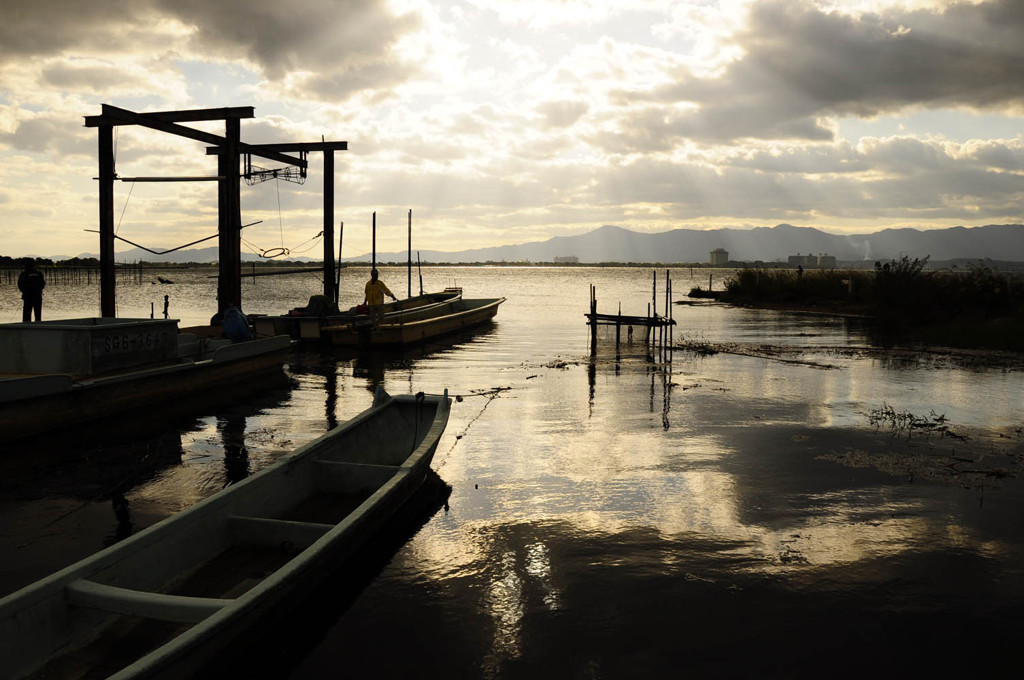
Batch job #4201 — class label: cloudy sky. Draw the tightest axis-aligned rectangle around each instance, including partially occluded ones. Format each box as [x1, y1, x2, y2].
[2, 0, 1023, 259]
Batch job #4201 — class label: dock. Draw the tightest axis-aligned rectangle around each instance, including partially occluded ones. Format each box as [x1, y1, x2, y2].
[586, 270, 676, 356]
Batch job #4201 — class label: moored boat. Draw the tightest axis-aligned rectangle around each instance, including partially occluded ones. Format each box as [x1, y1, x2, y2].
[0, 317, 292, 441]
[0, 387, 451, 679]
[251, 287, 463, 341]
[324, 297, 506, 347]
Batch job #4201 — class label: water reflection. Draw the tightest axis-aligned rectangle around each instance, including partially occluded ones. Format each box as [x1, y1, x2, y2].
[219, 413, 250, 485]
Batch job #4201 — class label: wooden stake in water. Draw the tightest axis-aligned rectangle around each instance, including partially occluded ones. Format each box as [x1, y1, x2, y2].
[342, 220, 350, 305]
[407, 209, 412, 299]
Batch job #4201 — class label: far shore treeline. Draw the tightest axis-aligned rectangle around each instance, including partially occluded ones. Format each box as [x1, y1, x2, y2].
[3, 254, 1024, 270]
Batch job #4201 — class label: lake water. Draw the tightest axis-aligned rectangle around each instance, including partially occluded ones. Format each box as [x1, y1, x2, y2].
[2, 266, 1023, 678]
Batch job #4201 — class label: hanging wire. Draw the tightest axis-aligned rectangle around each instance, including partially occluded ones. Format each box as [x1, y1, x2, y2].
[275, 178, 285, 250]
[116, 180, 135, 235]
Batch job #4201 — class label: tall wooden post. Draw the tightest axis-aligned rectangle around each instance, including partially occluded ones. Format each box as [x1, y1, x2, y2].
[407, 209, 412, 298]
[98, 124, 116, 317]
[323, 150, 336, 304]
[217, 118, 242, 316]
[372, 211, 376, 268]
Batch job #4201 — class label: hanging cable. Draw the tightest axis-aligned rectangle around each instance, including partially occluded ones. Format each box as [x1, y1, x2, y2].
[116, 180, 135, 235]
[276, 178, 285, 250]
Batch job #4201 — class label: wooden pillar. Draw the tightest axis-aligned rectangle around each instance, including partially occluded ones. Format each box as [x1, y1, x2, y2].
[323, 150, 336, 304]
[217, 118, 242, 316]
[98, 124, 116, 317]
[407, 209, 412, 298]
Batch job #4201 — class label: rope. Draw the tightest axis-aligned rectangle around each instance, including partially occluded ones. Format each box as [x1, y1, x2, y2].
[116, 180, 135, 235]
[434, 386, 511, 470]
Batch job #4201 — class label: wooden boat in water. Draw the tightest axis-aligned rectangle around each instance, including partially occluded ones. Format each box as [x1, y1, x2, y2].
[0, 387, 451, 679]
[324, 297, 506, 347]
[251, 287, 463, 341]
[0, 318, 292, 442]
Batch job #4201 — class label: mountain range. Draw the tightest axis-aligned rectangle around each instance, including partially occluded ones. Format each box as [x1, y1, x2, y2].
[351, 223, 1024, 264]
[70, 223, 1024, 264]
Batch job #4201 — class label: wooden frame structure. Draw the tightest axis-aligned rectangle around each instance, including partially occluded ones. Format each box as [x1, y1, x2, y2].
[84, 105, 347, 318]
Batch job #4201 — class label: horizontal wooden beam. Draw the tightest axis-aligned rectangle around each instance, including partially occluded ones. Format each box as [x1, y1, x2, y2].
[119, 176, 224, 182]
[84, 106, 255, 127]
[85, 104, 306, 169]
[235, 141, 348, 153]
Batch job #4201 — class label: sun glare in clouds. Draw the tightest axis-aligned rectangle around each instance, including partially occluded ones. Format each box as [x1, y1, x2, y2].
[1, 0, 1023, 256]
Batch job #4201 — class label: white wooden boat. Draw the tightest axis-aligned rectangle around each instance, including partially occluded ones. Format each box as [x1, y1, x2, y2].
[0, 319, 293, 441]
[252, 287, 463, 341]
[325, 297, 506, 347]
[0, 387, 451, 679]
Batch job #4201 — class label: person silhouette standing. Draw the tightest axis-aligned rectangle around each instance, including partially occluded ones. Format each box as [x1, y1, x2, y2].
[18, 258, 45, 322]
[363, 268, 396, 327]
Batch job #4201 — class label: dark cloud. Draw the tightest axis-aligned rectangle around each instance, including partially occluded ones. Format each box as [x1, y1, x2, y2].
[614, 0, 1024, 145]
[157, 0, 419, 81]
[0, 114, 93, 156]
[0, 0, 421, 102]
[580, 136, 1024, 222]
[41, 62, 145, 93]
[536, 100, 589, 129]
[0, 1, 155, 59]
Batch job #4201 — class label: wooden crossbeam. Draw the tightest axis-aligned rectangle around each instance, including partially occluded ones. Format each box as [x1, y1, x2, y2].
[208, 141, 348, 155]
[84, 106, 254, 126]
[85, 104, 306, 169]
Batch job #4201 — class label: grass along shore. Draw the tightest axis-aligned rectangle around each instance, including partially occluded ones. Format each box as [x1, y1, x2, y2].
[709, 257, 1024, 352]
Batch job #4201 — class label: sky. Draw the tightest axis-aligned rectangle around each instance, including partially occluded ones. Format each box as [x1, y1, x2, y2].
[1, 0, 1023, 259]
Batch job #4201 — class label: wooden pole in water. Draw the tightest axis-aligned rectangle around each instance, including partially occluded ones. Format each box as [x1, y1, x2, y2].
[323, 148, 336, 305]
[407, 209, 412, 299]
[417, 251, 423, 295]
[342, 220, 350, 303]
[372, 211, 376, 269]
[590, 284, 597, 354]
[98, 123, 116, 317]
[616, 301, 621, 346]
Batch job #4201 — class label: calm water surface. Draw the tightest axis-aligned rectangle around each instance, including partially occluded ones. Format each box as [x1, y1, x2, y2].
[1, 266, 1022, 678]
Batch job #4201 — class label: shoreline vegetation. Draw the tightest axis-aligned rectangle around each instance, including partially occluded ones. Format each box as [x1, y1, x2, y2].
[708, 257, 1024, 352]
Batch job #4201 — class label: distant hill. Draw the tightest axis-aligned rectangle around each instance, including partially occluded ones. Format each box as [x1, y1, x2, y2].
[66, 224, 1024, 264]
[354, 223, 1024, 264]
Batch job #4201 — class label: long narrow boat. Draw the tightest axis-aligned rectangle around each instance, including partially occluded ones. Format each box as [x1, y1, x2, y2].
[325, 297, 506, 347]
[0, 388, 451, 679]
[251, 287, 463, 341]
[0, 318, 293, 442]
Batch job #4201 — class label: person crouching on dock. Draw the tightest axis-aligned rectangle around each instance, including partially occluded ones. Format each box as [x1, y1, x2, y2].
[364, 268, 396, 327]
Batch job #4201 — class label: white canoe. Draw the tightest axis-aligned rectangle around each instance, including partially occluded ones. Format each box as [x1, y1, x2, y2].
[325, 297, 506, 347]
[0, 387, 451, 679]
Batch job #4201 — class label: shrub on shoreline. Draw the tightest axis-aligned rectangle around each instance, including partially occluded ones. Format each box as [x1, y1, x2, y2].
[722, 258, 1024, 350]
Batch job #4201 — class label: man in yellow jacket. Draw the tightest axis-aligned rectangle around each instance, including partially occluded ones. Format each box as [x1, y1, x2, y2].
[363, 268, 397, 326]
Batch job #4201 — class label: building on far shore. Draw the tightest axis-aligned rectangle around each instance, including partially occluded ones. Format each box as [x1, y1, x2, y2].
[788, 253, 836, 269]
[709, 248, 729, 265]
[553, 255, 579, 264]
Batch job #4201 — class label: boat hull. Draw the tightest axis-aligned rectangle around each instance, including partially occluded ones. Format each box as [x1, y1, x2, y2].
[252, 289, 462, 341]
[326, 297, 505, 347]
[0, 389, 450, 679]
[0, 335, 292, 441]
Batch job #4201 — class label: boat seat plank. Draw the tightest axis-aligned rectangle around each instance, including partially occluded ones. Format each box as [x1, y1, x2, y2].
[227, 515, 334, 551]
[314, 460, 401, 494]
[65, 579, 231, 623]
